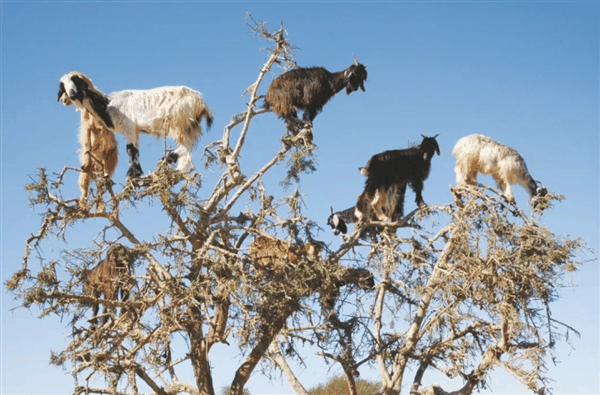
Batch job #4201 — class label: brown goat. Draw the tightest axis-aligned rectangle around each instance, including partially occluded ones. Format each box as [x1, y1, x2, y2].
[248, 236, 321, 275]
[82, 245, 134, 325]
[248, 236, 374, 315]
[264, 57, 367, 132]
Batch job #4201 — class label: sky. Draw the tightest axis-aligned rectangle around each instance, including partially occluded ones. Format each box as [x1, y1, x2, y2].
[1, 1, 598, 395]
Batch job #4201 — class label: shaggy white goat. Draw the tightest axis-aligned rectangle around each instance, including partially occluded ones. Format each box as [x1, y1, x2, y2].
[452, 134, 547, 205]
[58, 72, 214, 178]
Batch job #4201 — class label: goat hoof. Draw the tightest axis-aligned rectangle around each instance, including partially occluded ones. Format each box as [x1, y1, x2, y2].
[161, 151, 179, 165]
[127, 164, 143, 179]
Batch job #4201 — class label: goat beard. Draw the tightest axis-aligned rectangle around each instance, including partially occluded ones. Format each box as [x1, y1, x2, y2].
[345, 81, 366, 95]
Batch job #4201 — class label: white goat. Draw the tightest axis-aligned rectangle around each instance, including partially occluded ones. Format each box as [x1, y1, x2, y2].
[58, 72, 214, 178]
[452, 134, 547, 205]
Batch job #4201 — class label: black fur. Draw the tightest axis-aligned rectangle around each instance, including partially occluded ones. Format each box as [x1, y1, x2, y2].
[357, 135, 440, 220]
[126, 143, 143, 178]
[69, 74, 87, 103]
[163, 151, 179, 165]
[57, 82, 65, 101]
[86, 88, 114, 129]
[264, 58, 367, 131]
[327, 213, 349, 235]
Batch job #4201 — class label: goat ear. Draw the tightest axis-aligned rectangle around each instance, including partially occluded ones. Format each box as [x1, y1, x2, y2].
[57, 83, 65, 102]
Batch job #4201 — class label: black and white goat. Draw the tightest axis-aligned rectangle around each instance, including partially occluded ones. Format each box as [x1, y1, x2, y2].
[264, 57, 367, 132]
[327, 205, 357, 235]
[58, 72, 214, 178]
[355, 135, 440, 223]
[452, 134, 547, 205]
[327, 202, 394, 235]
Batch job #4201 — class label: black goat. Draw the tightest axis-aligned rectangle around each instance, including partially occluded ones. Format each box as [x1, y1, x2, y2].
[264, 56, 367, 132]
[356, 135, 440, 223]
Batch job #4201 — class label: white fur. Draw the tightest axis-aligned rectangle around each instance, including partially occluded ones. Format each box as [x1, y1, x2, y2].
[109, 87, 208, 170]
[452, 134, 544, 204]
[59, 72, 213, 174]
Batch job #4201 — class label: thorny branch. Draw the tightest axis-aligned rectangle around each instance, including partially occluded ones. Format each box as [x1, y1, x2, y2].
[7, 15, 590, 395]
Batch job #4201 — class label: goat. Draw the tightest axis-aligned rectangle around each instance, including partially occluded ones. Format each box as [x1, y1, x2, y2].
[327, 203, 387, 235]
[77, 106, 118, 211]
[452, 134, 547, 205]
[327, 205, 358, 235]
[248, 236, 373, 316]
[355, 135, 440, 223]
[58, 72, 214, 178]
[82, 245, 135, 326]
[264, 56, 367, 132]
[248, 235, 321, 275]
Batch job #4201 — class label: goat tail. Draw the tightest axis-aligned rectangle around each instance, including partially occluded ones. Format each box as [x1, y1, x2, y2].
[262, 96, 271, 111]
[191, 102, 214, 135]
[201, 106, 214, 131]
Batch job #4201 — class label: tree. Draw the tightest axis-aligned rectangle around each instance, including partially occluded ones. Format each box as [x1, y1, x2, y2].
[308, 376, 381, 395]
[7, 16, 589, 395]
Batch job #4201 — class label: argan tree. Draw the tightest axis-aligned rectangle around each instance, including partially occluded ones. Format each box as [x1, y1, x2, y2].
[7, 16, 589, 395]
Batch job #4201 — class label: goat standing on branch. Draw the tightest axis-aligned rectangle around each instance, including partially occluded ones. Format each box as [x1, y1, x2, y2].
[356, 135, 440, 223]
[248, 235, 321, 275]
[82, 245, 135, 326]
[452, 133, 547, 206]
[58, 72, 214, 179]
[263, 56, 367, 133]
[248, 235, 373, 315]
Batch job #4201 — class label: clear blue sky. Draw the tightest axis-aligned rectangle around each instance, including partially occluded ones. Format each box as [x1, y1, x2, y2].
[1, 2, 598, 395]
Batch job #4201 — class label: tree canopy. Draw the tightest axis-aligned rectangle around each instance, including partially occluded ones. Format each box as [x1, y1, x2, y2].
[7, 17, 589, 395]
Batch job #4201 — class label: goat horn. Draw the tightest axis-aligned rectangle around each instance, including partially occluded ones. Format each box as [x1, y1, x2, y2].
[330, 205, 334, 215]
[421, 134, 426, 138]
[353, 55, 360, 66]
[433, 134, 439, 138]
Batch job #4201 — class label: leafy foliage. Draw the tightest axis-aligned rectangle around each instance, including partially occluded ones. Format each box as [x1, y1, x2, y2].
[308, 376, 381, 395]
